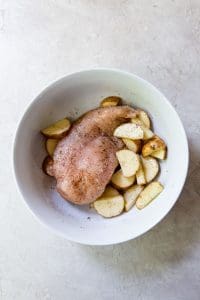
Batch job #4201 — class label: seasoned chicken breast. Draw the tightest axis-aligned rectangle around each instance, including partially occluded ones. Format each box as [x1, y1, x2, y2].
[53, 106, 137, 204]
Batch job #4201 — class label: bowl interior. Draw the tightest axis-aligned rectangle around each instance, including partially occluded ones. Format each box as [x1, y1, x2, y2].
[14, 70, 188, 245]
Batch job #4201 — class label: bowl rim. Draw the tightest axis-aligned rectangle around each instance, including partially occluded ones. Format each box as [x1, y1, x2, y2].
[12, 68, 189, 246]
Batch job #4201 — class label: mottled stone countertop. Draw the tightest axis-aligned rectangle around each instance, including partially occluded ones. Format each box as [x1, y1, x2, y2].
[0, 1, 200, 299]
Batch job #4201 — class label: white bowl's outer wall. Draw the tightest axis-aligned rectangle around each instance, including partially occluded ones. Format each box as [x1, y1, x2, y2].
[13, 69, 189, 245]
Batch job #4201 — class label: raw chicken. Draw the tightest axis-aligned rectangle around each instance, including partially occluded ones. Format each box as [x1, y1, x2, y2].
[53, 106, 137, 204]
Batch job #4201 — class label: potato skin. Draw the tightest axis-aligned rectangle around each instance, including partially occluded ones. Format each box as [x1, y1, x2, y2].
[100, 96, 122, 107]
[43, 132, 66, 139]
[45, 139, 58, 157]
[151, 148, 167, 160]
[41, 118, 71, 139]
[142, 136, 166, 157]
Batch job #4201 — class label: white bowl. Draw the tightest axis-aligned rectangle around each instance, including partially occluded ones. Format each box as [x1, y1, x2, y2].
[13, 69, 189, 245]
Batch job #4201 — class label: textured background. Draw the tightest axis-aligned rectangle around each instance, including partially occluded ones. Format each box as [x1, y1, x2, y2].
[0, 0, 200, 299]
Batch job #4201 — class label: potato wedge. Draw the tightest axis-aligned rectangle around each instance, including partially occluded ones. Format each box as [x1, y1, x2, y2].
[100, 96, 122, 107]
[136, 158, 146, 185]
[122, 138, 142, 153]
[111, 169, 135, 189]
[141, 156, 159, 183]
[131, 118, 154, 140]
[42, 156, 54, 176]
[142, 127, 154, 140]
[142, 136, 166, 157]
[138, 110, 151, 129]
[114, 123, 144, 140]
[136, 181, 164, 209]
[124, 185, 144, 211]
[116, 150, 140, 177]
[41, 118, 71, 139]
[93, 195, 124, 218]
[101, 185, 119, 197]
[131, 117, 143, 126]
[91, 186, 119, 208]
[151, 149, 167, 160]
[46, 139, 58, 157]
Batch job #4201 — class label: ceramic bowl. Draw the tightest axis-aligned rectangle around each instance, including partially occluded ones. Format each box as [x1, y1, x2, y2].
[13, 69, 189, 245]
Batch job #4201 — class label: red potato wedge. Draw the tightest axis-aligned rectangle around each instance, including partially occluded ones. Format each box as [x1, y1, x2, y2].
[100, 96, 122, 107]
[136, 181, 164, 209]
[41, 118, 71, 139]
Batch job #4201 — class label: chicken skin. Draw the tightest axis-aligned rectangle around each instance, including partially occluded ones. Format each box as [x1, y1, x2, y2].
[53, 106, 137, 205]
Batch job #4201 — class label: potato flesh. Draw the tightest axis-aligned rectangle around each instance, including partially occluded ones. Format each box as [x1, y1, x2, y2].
[46, 139, 58, 157]
[142, 127, 154, 140]
[136, 181, 164, 209]
[124, 185, 144, 211]
[151, 149, 166, 160]
[101, 186, 119, 197]
[41, 118, 71, 139]
[114, 123, 144, 140]
[138, 110, 151, 129]
[100, 96, 122, 107]
[136, 158, 146, 185]
[111, 169, 135, 189]
[94, 195, 124, 218]
[131, 117, 143, 126]
[141, 156, 159, 183]
[131, 118, 154, 140]
[116, 150, 140, 177]
[122, 138, 141, 153]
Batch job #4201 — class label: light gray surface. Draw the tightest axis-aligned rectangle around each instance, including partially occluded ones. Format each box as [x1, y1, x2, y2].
[0, 0, 200, 299]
